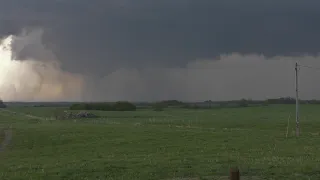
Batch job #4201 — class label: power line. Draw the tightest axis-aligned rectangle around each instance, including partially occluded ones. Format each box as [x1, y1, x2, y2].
[298, 64, 320, 71]
[160, 64, 273, 70]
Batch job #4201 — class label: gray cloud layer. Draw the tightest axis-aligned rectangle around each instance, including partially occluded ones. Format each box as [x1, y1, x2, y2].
[86, 55, 320, 102]
[0, 0, 320, 101]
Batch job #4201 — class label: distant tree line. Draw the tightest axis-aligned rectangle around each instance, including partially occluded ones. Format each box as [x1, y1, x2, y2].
[266, 97, 296, 104]
[150, 100, 186, 111]
[266, 97, 320, 104]
[21, 97, 320, 112]
[69, 101, 136, 111]
[180, 97, 320, 109]
[138, 97, 320, 111]
[159, 100, 184, 106]
[302, 100, 320, 104]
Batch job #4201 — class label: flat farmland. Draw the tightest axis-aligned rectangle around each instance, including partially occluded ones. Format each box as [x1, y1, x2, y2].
[1, 105, 320, 180]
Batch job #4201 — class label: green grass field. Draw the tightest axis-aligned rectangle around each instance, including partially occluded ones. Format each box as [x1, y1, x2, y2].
[1, 105, 320, 179]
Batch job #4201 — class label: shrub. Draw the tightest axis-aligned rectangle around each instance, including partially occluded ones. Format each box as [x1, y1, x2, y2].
[69, 102, 136, 111]
[182, 104, 200, 109]
[238, 99, 249, 107]
[113, 101, 136, 111]
[159, 100, 185, 107]
[262, 100, 269, 106]
[152, 102, 166, 111]
[0, 99, 6, 108]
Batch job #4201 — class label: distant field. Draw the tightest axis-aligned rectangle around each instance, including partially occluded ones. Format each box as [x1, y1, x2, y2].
[1, 105, 320, 179]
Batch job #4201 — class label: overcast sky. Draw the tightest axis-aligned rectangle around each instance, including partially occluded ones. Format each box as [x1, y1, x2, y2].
[1, 0, 320, 101]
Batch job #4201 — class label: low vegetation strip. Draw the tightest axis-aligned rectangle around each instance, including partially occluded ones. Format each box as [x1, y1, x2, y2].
[0, 129, 4, 144]
[0, 108, 45, 120]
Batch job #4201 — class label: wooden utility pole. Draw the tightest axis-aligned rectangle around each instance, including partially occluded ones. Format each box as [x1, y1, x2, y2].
[230, 167, 240, 180]
[295, 62, 300, 137]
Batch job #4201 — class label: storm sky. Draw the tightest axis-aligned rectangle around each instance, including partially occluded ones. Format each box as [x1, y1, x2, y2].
[1, 0, 320, 101]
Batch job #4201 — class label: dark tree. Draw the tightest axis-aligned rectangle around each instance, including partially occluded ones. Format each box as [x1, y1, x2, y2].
[152, 102, 166, 111]
[239, 99, 249, 107]
[0, 99, 6, 108]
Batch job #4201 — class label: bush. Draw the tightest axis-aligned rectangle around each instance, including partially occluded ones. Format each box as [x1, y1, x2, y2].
[70, 103, 114, 111]
[70, 101, 136, 111]
[113, 101, 136, 111]
[239, 99, 249, 107]
[262, 100, 269, 106]
[159, 100, 185, 107]
[152, 103, 166, 111]
[0, 99, 6, 108]
[182, 104, 200, 109]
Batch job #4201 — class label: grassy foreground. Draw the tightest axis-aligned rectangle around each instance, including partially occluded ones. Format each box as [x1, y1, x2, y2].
[1, 105, 320, 179]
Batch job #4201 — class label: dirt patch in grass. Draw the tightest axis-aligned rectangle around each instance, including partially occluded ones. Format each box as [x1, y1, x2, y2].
[0, 128, 12, 152]
[0, 129, 4, 143]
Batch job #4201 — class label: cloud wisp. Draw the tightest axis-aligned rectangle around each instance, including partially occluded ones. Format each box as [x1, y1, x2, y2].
[0, 29, 84, 102]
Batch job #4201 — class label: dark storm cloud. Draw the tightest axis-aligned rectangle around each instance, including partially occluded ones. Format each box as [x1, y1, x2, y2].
[1, 0, 320, 75]
[2, 0, 320, 102]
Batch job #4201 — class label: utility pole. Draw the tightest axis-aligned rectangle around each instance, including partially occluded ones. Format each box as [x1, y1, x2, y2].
[295, 62, 300, 137]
